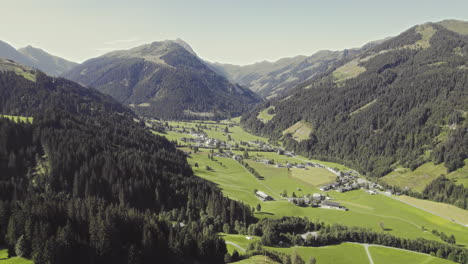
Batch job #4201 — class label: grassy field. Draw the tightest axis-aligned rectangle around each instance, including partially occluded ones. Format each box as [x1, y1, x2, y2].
[289, 167, 337, 188]
[397, 195, 468, 225]
[234, 255, 279, 264]
[368, 246, 455, 264]
[156, 120, 468, 249]
[382, 160, 468, 191]
[189, 151, 468, 246]
[257, 106, 276, 123]
[220, 233, 260, 255]
[270, 243, 369, 264]
[0, 115, 33, 123]
[333, 59, 367, 82]
[282, 121, 312, 141]
[0, 249, 33, 264]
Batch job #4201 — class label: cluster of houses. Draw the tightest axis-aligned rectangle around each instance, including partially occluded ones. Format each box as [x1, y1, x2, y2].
[287, 193, 349, 211]
[319, 170, 361, 193]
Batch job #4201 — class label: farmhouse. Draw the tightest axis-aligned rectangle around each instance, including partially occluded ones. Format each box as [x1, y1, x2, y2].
[313, 193, 325, 201]
[320, 200, 348, 211]
[256, 191, 274, 201]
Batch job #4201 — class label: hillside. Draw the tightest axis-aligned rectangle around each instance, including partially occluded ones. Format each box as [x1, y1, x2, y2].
[0, 40, 77, 76]
[0, 60, 254, 263]
[209, 39, 388, 99]
[241, 21, 468, 183]
[63, 40, 262, 120]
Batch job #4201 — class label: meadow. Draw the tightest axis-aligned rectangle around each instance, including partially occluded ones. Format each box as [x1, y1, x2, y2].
[159, 120, 468, 254]
[368, 245, 456, 264]
[382, 160, 468, 191]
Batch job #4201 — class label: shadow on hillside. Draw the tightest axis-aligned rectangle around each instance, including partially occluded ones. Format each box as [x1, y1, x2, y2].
[255, 212, 274, 215]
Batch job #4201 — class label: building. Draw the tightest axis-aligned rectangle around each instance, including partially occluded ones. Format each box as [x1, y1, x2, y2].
[320, 200, 348, 211]
[256, 191, 273, 201]
[313, 193, 325, 201]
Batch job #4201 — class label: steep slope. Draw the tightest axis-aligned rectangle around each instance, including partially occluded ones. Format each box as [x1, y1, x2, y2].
[209, 39, 389, 99]
[0, 40, 77, 76]
[18, 45, 77, 76]
[63, 40, 262, 120]
[0, 59, 253, 263]
[241, 22, 468, 180]
[0, 40, 36, 67]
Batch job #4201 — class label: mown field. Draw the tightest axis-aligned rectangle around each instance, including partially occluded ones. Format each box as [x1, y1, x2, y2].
[368, 245, 456, 264]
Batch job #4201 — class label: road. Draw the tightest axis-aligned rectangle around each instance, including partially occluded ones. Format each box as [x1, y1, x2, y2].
[225, 241, 246, 253]
[347, 242, 431, 264]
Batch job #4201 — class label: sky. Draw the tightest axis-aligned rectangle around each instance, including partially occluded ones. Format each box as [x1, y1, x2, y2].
[1, 0, 468, 65]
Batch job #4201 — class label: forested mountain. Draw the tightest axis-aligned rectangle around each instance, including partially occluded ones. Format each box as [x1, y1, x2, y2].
[63, 40, 262, 120]
[208, 39, 388, 99]
[0, 59, 254, 263]
[241, 21, 468, 180]
[0, 40, 77, 76]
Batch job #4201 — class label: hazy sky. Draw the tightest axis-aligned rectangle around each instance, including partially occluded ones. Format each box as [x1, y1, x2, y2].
[2, 0, 468, 65]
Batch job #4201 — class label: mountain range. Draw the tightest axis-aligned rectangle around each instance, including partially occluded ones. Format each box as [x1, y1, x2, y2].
[0, 40, 77, 76]
[63, 40, 262, 120]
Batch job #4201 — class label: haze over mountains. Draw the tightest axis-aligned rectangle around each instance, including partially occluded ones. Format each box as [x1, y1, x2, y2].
[0, 40, 77, 76]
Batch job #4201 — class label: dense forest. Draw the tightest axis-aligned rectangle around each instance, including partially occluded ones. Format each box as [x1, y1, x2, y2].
[242, 23, 468, 179]
[0, 69, 254, 264]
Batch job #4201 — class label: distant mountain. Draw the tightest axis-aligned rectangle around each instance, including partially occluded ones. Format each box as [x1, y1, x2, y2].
[18, 45, 77, 76]
[208, 39, 388, 99]
[0, 40, 77, 76]
[0, 40, 35, 66]
[241, 21, 468, 180]
[63, 40, 262, 120]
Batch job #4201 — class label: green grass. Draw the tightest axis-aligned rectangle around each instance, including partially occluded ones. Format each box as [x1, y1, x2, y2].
[233, 255, 279, 264]
[289, 167, 337, 188]
[398, 195, 468, 225]
[270, 243, 369, 264]
[160, 120, 468, 248]
[0, 249, 33, 264]
[220, 233, 260, 255]
[0, 115, 33, 123]
[403, 25, 436, 50]
[368, 245, 456, 264]
[189, 151, 468, 246]
[282, 121, 313, 142]
[333, 59, 367, 82]
[152, 130, 193, 142]
[382, 160, 468, 191]
[257, 106, 276, 123]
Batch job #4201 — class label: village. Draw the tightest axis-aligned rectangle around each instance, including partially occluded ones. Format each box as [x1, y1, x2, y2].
[161, 121, 393, 213]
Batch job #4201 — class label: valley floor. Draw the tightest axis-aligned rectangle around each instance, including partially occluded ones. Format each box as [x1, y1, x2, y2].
[151, 119, 468, 263]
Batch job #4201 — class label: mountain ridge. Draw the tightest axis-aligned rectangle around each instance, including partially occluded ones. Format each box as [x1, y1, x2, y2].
[63, 40, 262, 120]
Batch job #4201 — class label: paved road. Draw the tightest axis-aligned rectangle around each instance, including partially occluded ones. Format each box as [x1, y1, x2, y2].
[225, 241, 246, 253]
[380, 192, 467, 227]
